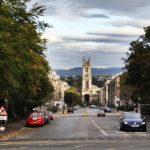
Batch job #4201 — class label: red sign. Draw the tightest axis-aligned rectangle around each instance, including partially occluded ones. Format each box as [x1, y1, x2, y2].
[0, 106, 8, 121]
[0, 106, 7, 116]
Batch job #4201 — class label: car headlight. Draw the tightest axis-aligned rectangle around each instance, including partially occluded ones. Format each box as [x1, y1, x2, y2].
[124, 121, 128, 124]
[141, 122, 145, 125]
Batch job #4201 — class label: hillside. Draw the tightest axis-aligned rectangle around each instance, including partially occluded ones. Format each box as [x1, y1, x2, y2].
[55, 67, 123, 76]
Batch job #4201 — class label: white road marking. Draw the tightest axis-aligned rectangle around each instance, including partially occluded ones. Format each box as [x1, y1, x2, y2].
[90, 118, 107, 136]
[75, 144, 91, 148]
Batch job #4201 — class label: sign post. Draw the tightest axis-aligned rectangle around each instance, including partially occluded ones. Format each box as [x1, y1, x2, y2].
[0, 106, 8, 131]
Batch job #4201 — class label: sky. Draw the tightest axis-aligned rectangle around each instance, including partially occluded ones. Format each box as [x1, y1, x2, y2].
[29, 0, 150, 69]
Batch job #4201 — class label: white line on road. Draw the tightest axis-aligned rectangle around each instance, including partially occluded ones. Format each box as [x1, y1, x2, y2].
[90, 118, 107, 136]
[75, 144, 91, 148]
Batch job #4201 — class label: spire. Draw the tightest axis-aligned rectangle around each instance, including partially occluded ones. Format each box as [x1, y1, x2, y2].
[83, 57, 91, 65]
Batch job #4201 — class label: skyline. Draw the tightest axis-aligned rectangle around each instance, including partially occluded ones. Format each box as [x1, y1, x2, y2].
[29, 0, 150, 69]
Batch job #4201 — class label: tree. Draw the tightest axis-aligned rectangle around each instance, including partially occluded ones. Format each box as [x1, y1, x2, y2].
[0, 0, 54, 117]
[64, 87, 81, 107]
[124, 26, 150, 103]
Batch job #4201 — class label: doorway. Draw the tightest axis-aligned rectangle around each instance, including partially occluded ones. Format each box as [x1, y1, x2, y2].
[84, 94, 89, 106]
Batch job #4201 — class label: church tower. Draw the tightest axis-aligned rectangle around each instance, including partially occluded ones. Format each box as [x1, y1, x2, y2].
[82, 57, 92, 104]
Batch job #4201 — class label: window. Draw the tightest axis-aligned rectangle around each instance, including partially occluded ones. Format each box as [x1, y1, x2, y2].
[86, 81, 89, 89]
[85, 67, 88, 74]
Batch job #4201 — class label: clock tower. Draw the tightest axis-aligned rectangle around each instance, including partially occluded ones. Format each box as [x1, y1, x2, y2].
[82, 57, 92, 104]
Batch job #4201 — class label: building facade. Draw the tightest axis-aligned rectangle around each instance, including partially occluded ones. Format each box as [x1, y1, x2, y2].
[48, 70, 70, 109]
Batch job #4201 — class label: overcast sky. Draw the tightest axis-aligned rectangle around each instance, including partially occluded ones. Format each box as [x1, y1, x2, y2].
[29, 0, 150, 69]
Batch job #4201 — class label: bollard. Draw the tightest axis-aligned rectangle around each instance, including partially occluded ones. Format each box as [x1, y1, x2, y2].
[0, 125, 5, 132]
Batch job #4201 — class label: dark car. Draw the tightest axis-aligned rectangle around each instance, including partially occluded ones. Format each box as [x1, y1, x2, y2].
[67, 107, 74, 113]
[104, 106, 111, 112]
[120, 112, 146, 131]
[100, 106, 105, 110]
[97, 110, 105, 117]
[48, 111, 54, 120]
[40, 110, 50, 124]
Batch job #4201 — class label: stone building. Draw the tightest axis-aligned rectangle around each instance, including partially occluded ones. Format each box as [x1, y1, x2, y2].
[101, 73, 123, 107]
[81, 58, 101, 105]
[48, 70, 70, 109]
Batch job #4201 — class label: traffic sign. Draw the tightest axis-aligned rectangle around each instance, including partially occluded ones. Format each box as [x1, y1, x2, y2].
[0, 106, 8, 121]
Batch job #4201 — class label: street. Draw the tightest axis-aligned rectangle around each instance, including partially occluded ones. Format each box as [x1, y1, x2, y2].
[0, 108, 150, 149]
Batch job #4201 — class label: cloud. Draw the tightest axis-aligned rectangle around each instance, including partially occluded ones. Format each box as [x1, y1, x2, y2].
[28, 0, 150, 69]
[51, 27, 141, 46]
[45, 46, 125, 69]
[110, 19, 150, 28]
[82, 13, 110, 19]
[87, 27, 143, 36]
[47, 34, 129, 54]
[30, 0, 150, 19]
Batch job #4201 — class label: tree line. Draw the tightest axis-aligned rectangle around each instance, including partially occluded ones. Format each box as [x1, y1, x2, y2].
[0, 0, 54, 118]
[124, 26, 150, 104]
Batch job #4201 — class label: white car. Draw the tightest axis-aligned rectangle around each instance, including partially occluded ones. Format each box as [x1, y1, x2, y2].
[89, 105, 96, 109]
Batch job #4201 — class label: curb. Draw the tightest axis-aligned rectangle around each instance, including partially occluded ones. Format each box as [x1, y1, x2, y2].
[0, 127, 24, 141]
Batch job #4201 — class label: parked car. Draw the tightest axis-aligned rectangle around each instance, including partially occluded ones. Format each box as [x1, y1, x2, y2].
[48, 111, 54, 120]
[89, 105, 96, 109]
[73, 106, 78, 110]
[67, 107, 74, 113]
[104, 106, 111, 112]
[40, 110, 50, 124]
[100, 106, 105, 110]
[26, 112, 45, 127]
[97, 110, 105, 117]
[120, 112, 146, 131]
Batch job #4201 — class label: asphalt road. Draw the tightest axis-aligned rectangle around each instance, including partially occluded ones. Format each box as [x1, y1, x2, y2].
[0, 108, 150, 149]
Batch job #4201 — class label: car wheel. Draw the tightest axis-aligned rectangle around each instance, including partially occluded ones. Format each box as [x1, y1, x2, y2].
[143, 128, 147, 132]
[41, 123, 44, 127]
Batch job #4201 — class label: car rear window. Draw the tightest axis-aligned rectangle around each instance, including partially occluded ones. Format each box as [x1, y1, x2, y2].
[31, 113, 40, 117]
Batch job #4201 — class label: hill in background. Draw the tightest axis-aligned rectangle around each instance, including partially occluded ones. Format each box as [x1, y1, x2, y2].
[55, 67, 123, 76]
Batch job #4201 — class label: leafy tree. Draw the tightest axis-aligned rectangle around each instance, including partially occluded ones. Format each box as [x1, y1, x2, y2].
[124, 26, 150, 103]
[92, 75, 107, 88]
[64, 87, 81, 107]
[0, 0, 54, 117]
[120, 72, 136, 107]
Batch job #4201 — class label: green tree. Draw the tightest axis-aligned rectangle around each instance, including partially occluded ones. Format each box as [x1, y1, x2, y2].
[120, 72, 136, 110]
[124, 26, 150, 103]
[0, 0, 54, 117]
[64, 87, 81, 107]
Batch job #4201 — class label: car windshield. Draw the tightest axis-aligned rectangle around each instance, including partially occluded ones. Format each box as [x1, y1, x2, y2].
[31, 113, 40, 118]
[124, 113, 141, 119]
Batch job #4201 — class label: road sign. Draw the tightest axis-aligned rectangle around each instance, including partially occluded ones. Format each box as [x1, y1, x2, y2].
[0, 106, 8, 121]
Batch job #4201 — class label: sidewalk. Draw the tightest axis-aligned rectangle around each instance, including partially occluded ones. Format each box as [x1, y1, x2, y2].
[0, 120, 25, 140]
